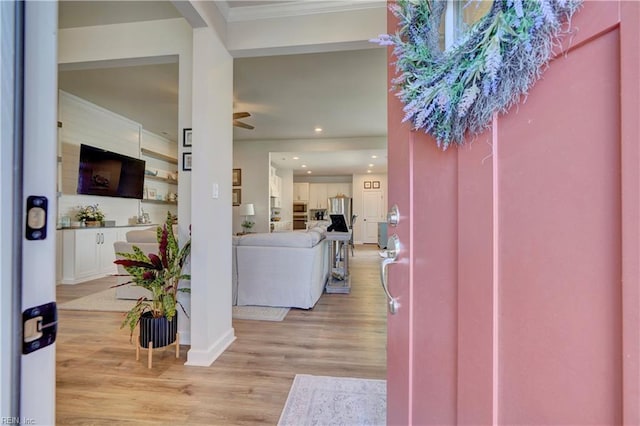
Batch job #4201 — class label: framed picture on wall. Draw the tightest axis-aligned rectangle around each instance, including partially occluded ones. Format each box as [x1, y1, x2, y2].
[148, 187, 157, 200]
[183, 128, 192, 147]
[372, 181, 380, 189]
[232, 188, 241, 206]
[233, 168, 242, 186]
[183, 152, 192, 171]
[364, 181, 372, 189]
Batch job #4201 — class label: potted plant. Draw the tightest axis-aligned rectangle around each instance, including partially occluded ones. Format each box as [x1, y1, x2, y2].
[76, 204, 105, 227]
[114, 212, 191, 348]
[241, 219, 255, 233]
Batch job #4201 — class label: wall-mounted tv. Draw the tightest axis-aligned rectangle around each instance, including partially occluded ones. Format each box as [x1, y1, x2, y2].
[77, 144, 145, 199]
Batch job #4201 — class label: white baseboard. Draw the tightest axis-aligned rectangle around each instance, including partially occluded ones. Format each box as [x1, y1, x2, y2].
[184, 327, 236, 366]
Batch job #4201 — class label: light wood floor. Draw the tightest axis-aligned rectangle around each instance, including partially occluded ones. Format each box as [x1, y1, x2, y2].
[56, 244, 387, 425]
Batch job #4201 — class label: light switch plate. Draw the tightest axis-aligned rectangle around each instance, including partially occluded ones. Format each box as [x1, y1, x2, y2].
[212, 183, 219, 199]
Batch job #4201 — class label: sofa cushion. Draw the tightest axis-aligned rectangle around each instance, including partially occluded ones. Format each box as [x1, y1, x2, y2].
[237, 231, 323, 248]
[126, 225, 178, 243]
[126, 229, 157, 243]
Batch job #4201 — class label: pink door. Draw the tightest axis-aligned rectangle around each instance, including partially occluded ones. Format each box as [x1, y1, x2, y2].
[386, 2, 640, 424]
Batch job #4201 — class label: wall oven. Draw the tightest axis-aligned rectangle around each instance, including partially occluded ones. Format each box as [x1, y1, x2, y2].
[293, 217, 307, 230]
[293, 202, 308, 214]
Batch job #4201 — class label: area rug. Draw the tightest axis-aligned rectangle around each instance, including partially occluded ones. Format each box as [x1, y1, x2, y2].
[278, 374, 386, 426]
[59, 288, 290, 321]
[232, 305, 289, 321]
[58, 287, 135, 312]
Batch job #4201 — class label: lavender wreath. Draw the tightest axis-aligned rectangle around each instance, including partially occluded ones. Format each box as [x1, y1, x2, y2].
[373, 0, 582, 149]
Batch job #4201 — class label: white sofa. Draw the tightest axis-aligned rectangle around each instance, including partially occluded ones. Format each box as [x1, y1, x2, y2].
[234, 229, 329, 309]
[116, 227, 328, 309]
[113, 227, 166, 300]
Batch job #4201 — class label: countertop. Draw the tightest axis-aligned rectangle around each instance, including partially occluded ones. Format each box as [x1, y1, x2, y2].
[57, 223, 158, 230]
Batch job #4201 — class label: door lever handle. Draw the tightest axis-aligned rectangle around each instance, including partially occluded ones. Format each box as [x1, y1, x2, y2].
[380, 257, 399, 314]
[379, 234, 400, 314]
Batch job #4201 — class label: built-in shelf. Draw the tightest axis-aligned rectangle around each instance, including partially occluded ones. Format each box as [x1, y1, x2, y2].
[141, 148, 178, 164]
[144, 175, 178, 185]
[141, 199, 177, 205]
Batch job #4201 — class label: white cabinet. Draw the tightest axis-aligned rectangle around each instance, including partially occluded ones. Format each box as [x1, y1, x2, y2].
[271, 221, 293, 232]
[56, 230, 63, 283]
[60, 227, 132, 284]
[270, 166, 282, 198]
[309, 183, 328, 209]
[308, 183, 351, 209]
[271, 175, 282, 198]
[293, 182, 309, 201]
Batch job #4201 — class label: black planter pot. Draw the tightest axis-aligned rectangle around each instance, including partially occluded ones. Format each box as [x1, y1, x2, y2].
[139, 311, 177, 349]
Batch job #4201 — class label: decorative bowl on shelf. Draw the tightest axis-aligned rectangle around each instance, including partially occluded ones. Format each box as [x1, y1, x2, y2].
[272, 217, 281, 221]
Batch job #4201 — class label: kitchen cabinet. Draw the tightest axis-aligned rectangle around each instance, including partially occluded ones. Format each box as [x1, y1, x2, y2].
[56, 230, 63, 283]
[308, 183, 352, 209]
[270, 166, 282, 198]
[60, 226, 135, 284]
[293, 182, 309, 201]
[327, 182, 352, 198]
[271, 220, 293, 232]
[271, 175, 282, 198]
[308, 183, 328, 209]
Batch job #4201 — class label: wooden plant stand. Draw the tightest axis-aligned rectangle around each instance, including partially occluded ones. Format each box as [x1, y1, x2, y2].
[136, 332, 180, 369]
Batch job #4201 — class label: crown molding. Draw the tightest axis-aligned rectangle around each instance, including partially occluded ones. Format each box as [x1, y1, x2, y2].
[218, 1, 386, 23]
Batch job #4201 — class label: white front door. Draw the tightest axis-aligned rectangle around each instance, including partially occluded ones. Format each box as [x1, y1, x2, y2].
[10, 2, 58, 424]
[361, 190, 384, 244]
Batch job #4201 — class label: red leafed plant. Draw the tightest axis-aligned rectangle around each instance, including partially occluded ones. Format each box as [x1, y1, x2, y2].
[114, 212, 191, 337]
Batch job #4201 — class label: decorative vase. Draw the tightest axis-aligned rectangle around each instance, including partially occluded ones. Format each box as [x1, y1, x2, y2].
[138, 311, 178, 349]
[85, 220, 101, 227]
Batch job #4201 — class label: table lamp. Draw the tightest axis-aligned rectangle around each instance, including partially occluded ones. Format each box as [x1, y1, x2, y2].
[239, 203, 255, 233]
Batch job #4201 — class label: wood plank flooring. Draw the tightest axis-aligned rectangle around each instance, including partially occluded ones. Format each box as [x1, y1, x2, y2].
[56, 244, 387, 425]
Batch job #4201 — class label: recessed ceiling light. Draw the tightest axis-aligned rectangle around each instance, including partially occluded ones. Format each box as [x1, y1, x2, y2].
[314, 127, 323, 133]
[307, 170, 312, 174]
[367, 170, 372, 173]
[368, 163, 374, 167]
[371, 155, 378, 159]
[293, 156, 300, 160]
[301, 164, 307, 168]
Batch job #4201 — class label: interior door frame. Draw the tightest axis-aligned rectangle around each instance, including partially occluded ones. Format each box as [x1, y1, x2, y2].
[19, 1, 58, 423]
[1, 0, 23, 418]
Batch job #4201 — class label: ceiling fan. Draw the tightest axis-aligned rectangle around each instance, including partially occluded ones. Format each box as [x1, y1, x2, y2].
[233, 112, 254, 130]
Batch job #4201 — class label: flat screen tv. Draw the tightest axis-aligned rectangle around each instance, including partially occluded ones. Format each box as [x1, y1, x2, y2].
[77, 144, 146, 199]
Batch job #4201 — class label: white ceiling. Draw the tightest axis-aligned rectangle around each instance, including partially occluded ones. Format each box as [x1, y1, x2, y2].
[57, 1, 388, 177]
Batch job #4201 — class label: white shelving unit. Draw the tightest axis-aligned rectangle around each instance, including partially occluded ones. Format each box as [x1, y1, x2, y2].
[140, 143, 178, 206]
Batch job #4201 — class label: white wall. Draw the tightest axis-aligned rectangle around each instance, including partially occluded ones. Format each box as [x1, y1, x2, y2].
[234, 136, 386, 233]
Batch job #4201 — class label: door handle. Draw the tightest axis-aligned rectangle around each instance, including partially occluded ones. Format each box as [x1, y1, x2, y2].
[388, 204, 399, 227]
[379, 234, 400, 314]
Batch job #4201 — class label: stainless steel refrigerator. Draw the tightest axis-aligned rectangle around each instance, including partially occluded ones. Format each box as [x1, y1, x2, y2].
[327, 196, 352, 226]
